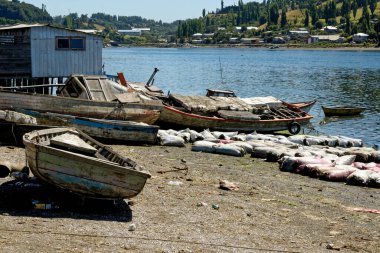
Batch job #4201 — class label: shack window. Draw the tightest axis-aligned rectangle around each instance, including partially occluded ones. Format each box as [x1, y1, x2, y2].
[57, 37, 70, 49]
[56, 37, 85, 50]
[71, 38, 85, 50]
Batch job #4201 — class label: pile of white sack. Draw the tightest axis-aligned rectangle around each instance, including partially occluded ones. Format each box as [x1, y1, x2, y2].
[280, 155, 380, 188]
[157, 129, 380, 188]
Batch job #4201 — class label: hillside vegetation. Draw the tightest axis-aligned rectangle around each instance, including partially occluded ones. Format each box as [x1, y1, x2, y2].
[177, 0, 380, 45]
[0, 0, 52, 24]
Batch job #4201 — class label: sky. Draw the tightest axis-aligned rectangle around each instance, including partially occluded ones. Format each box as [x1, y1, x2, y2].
[24, 0, 242, 23]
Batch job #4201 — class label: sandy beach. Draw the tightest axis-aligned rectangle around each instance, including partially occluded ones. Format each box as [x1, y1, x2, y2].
[0, 144, 379, 252]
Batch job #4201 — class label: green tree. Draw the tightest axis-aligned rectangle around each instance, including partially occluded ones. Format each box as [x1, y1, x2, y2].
[345, 15, 351, 34]
[304, 10, 310, 27]
[369, 0, 377, 15]
[221, 0, 224, 10]
[202, 8, 206, 17]
[353, 0, 358, 19]
[341, 0, 351, 17]
[269, 2, 279, 24]
[281, 8, 287, 27]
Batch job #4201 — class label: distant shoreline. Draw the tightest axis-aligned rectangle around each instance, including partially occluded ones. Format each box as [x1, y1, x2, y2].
[107, 43, 380, 51]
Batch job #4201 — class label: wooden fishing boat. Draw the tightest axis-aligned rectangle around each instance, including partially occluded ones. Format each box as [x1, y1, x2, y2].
[322, 106, 366, 117]
[206, 89, 316, 113]
[157, 94, 313, 134]
[0, 75, 163, 125]
[283, 99, 317, 113]
[18, 109, 159, 144]
[23, 128, 151, 199]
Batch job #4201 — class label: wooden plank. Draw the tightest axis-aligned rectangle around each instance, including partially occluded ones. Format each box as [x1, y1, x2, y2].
[50, 133, 97, 155]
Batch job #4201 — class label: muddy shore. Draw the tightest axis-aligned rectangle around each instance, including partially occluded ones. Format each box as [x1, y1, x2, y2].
[0, 144, 379, 252]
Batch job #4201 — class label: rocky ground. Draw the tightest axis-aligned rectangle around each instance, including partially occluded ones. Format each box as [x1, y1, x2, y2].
[0, 144, 379, 253]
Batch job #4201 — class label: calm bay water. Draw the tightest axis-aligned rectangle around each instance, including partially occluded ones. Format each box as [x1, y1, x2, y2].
[103, 47, 380, 146]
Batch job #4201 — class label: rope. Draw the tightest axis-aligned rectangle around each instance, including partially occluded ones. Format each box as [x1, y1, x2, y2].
[0, 228, 302, 253]
[11, 123, 17, 145]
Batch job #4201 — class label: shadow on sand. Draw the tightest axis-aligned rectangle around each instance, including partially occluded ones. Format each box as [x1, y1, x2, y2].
[0, 178, 133, 222]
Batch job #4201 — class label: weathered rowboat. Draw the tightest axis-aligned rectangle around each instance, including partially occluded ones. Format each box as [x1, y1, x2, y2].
[18, 109, 159, 144]
[157, 94, 313, 134]
[322, 106, 366, 117]
[23, 128, 151, 199]
[283, 99, 317, 113]
[0, 75, 163, 124]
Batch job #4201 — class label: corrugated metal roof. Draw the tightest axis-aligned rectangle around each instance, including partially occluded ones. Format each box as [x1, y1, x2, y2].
[0, 23, 102, 37]
[0, 23, 48, 30]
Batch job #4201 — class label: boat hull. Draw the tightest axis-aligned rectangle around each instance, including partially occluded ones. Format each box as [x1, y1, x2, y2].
[158, 105, 313, 132]
[0, 90, 162, 124]
[322, 106, 366, 117]
[23, 128, 151, 199]
[20, 110, 159, 144]
[288, 100, 317, 113]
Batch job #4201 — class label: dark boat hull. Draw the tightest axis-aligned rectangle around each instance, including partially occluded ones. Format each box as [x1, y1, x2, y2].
[322, 106, 366, 117]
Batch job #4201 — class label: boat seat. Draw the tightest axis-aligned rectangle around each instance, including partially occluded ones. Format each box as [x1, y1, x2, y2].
[50, 133, 97, 156]
[218, 110, 261, 121]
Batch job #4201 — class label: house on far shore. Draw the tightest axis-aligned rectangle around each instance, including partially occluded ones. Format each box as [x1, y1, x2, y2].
[247, 26, 259, 31]
[118, 29, 141, 36]
[289, 30, 309, 39]
[192, 33, 203, 39]
[323, 26, 339, 34]
[234, 27, 242, 33]
[0, 23, 103, 87]
[191, 39, 203, 44]
[240, 38, 260, 44]
[353, 33, 369, 43]
[229, 37, 239, 43]
[272, 37, 286, 44]
[307, 35, 344, 44]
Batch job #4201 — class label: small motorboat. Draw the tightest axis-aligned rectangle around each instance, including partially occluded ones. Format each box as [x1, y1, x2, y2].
[23, 128, 151, 199]
[322, 106, 366, 117]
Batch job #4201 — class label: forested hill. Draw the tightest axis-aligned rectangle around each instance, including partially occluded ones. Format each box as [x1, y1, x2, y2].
[0, 0, 52, 24]
[177, 0, 380, 41]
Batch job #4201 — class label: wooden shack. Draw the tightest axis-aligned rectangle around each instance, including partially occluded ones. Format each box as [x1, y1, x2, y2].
[0, 24, 103, 88]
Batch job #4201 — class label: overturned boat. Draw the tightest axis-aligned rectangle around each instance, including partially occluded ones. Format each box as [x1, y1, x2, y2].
[157, 94, 313, 134]
[0, 75, 163, 124]
[23, 128, 151, 199]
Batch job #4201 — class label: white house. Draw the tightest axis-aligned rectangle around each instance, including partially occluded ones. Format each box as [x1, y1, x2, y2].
[247, 26, 259, 31]
[234, 27, 242, 32]
[118, 29, 142, 36]
[324, 26, 339, 34]
[353, 33, 369, 43]
[307, 35, 344, 44]
[273, 37, 286, 44]
[192, 33, 203, 39]
[191, 39, 203, 44]
[229, 37, 239, 43]
[240, 38, 260, 44]
[289, 30, 309, 39]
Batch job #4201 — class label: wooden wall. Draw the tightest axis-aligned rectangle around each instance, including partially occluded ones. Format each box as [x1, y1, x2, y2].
[0, 28, 32, 77]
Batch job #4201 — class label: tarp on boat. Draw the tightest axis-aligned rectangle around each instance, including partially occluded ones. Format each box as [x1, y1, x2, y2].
[169, 94, 253, 113]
